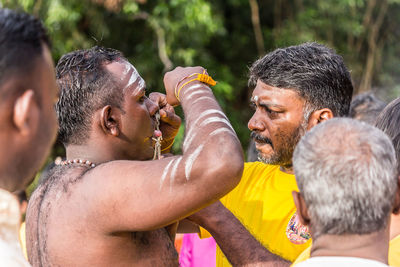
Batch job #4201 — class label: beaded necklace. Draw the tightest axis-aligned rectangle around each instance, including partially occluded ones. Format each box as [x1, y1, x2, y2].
[59, 158, 96, 168]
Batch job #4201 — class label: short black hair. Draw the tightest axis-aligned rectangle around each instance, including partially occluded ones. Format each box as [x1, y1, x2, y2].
[55, 46, 125, 146]
[0, 8, 50, 96]
[349, 92, 386, 125]
[375, 97, 400, 173]
[249, 42, 353, 117]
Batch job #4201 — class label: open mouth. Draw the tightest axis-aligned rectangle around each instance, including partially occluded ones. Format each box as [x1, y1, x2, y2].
[254, 140, 272, 151]
[251, 132, 273, 148]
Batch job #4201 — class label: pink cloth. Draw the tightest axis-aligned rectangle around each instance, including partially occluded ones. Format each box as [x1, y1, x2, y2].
[179, 233, 216, 267]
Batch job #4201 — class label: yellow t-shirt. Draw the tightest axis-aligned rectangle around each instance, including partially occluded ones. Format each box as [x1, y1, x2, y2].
[19, 221, 27, 260]
[200, 162, 311, 266]
[390, 235, 400, 267]
[292, 235, 400, 267]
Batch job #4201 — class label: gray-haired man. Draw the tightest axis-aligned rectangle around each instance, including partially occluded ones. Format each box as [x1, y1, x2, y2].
[292, 118, 400, 266]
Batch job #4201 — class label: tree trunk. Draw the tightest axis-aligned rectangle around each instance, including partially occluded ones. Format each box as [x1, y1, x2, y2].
[355, 0, 377, 54]
[358, 0, 388, 92]
[249, 0, 265, 56]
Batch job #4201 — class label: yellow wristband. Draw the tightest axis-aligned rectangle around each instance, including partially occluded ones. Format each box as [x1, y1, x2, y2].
[174, 70, 217, 101]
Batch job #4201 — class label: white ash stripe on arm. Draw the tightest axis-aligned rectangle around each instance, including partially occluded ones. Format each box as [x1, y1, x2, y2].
[185, 90, 211, 101]
[183, 110, 229, 152]
[186, 109, 228, 129]
[179, 82, 238, 182]
[183, 128, 236, 182]
[184, 143, 205, 181]
[169, 157, 182, 188]
[191, 96, 215, 107]
[159, 159, 175, 190]
[180, 83, 211, 99]
[184, 125, 238, 154]
[200, 117, 235, 132]
[185, 116, 235, 152]
[209, 127, 238, 138]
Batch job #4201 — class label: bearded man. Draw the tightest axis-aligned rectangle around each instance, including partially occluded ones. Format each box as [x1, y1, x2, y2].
[186, 42, 353, 266]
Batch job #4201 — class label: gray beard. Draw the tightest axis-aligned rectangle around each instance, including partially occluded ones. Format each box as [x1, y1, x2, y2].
[257, 120, 308, 167]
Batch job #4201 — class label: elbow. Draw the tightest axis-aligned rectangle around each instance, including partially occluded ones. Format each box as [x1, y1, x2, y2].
[207, 145, 244, 194]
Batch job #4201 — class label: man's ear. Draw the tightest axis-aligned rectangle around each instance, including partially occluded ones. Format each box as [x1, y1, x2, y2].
[13, 89, 38, 136]
[306, 108, 334, 130]
[292, 191, 311, 226]
[393, 176, 400, 215]
[100, 105, 121, 137]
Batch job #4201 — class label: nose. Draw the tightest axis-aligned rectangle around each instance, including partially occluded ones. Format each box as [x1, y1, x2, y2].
[248, 111, 265, 132]
[145, 97, 159, 116]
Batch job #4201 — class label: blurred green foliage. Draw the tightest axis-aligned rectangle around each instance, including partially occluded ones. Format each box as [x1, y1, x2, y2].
[1, 0, 399, 167]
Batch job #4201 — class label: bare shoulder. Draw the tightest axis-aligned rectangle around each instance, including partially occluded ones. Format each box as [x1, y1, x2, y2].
[82, 158, 181, 190]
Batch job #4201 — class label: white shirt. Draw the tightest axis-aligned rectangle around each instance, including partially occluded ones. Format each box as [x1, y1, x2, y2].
[0, 189, 30, 267]
[295, 256, 389, 267]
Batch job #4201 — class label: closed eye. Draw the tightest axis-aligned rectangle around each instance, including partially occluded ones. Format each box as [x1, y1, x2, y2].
[265, 107, 278, 114]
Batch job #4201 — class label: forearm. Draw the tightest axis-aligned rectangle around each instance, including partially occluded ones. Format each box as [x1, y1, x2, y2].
[177, 219, 200, 233]
[199, 206, 290, 267]
[180, 81, 241, 156]
[178, 80, 243, 191]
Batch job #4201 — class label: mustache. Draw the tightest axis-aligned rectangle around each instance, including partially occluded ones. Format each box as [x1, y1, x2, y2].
[250, 132, 273, 147]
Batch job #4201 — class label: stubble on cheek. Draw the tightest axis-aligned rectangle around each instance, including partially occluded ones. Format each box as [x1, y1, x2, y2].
[257, 125, 299, 166]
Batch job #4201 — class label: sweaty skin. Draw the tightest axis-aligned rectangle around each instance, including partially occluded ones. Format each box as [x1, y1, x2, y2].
[26, 65, 243, 266]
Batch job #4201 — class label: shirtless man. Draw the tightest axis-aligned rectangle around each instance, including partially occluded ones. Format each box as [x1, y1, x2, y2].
[26, 46, 244, 266]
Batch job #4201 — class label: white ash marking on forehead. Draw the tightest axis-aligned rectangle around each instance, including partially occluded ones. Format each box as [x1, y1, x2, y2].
[126, 68, 140, 88]
[121, 63, 131, 79]
[131, 78, 145, 95]
[121, 62, 145, 93]
[251, 95, 259, 103]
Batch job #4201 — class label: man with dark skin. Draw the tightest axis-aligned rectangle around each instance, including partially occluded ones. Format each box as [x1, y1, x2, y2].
[0, 9, 58, 265]
[180, 42, 354, 266]
[26, 47, 244, 266]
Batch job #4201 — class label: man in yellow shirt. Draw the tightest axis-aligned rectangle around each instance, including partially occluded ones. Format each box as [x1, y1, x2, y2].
[184, 42, 354, 266]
